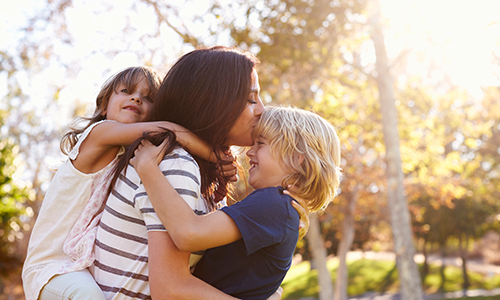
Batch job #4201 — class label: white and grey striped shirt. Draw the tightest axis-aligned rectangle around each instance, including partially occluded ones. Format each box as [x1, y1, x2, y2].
[92, 148, 209, 300]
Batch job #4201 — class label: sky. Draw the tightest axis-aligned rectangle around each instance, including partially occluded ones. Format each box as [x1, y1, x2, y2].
[0, 0, 499, 126]
[380, 0, 500, 97]
[1, 0, 499, 110]
[0, 0, 499, 186]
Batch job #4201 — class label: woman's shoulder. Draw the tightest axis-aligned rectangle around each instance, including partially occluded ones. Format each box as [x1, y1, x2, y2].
[160, 147, 200, 173]
[166, 147, 197, 163]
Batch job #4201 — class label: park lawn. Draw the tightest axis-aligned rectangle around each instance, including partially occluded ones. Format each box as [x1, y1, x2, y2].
[281, 259, 500, 300]
[442, 297, 500, 300]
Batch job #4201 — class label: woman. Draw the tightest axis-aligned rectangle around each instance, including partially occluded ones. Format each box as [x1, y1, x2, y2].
[91, 46, 294, 299]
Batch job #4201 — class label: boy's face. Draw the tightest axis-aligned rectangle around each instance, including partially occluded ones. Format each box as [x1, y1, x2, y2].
[103, 77, 153, 123]
[246, 136, 290, 190]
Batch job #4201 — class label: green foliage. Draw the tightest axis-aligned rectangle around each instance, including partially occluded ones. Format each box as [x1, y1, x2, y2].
[441, 297, 500, 300]
[0, 110, 31, 273]
[211, 0, 368, 106]
[281, 259, 500, 299]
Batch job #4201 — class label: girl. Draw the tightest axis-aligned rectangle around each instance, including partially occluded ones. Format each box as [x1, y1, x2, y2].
[22, 66, 220, 300]
[131, 106, 342, 299]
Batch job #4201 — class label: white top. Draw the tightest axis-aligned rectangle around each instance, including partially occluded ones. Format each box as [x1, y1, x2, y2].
[92, 147, 209, 300]
[22, 120, 122, 300]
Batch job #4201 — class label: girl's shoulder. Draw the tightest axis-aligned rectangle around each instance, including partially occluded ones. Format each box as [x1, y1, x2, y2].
[68, 120, 116, 160]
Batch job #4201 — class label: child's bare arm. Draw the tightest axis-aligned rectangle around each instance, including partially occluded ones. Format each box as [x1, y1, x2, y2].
[89, 121, 215, 162]
[131, 139, 242, 252]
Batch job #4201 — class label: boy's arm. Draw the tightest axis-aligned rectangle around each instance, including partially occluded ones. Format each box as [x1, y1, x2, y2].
[131, 139, 242, 253]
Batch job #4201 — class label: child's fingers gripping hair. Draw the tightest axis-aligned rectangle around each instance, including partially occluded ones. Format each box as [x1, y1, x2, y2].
[131, 138, 171, 172]
[107, 129, 180, 198]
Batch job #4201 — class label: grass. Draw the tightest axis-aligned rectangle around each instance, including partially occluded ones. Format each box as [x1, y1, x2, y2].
[440, 297, 500, 300]
[281, 259, 500, 300]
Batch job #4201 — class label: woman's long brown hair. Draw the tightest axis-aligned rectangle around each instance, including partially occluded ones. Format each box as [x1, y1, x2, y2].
[108, 46, 259, 210]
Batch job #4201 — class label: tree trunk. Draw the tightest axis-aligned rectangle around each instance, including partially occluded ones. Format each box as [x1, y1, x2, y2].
[306, 214, 333, 300]
[334, 192, 358, 300]
[369, 1, 424, 299]
[439, 244, 446, 292]
[459, 235, 470, 291]
[421, 238, 429, 285]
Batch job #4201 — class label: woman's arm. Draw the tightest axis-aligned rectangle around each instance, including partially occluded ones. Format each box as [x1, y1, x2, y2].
[131, 139, 242, 252]
[148, 231, 240, 300]
[285, 190, 310, 241]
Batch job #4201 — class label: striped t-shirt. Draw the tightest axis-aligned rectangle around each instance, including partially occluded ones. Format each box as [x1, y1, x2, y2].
[91, 148, 209, 300]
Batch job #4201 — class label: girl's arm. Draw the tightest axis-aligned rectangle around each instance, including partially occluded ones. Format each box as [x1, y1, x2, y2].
[90, 120, 215, 161]
[131, 139, 241, 252]
[73, 120, 218, 174]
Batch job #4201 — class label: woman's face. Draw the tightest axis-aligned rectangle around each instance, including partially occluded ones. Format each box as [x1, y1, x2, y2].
[226, 69, 265, 147]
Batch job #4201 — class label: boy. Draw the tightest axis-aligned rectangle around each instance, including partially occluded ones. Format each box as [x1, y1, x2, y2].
[131, 105, 342, 300]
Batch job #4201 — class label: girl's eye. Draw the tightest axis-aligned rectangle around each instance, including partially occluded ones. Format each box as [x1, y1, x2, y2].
[248, 99, 257, 104]
[120, 88, 129, 93]
[144, 96, 153, 103]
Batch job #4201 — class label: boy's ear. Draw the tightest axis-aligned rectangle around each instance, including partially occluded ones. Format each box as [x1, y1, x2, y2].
[297, 154, 305, 165]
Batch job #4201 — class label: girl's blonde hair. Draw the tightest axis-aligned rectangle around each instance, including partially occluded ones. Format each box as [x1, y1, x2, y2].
[60, 66, 163, 155]
[253, 106, 342, 212]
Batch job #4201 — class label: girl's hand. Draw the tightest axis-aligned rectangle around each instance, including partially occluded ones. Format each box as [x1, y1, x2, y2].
[130, 139, 169, 175]
[266, 287, 283, 300]
[284, 188, 310, 241]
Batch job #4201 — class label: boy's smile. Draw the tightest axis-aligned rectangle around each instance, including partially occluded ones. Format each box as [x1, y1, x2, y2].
[246, 136, 290, 189]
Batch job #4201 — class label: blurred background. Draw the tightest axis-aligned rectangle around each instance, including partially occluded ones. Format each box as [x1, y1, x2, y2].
[1, 0, 500, 299]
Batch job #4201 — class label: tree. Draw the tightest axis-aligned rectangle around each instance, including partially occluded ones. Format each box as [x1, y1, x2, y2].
[369, 1, 424, 298]
[0, 110, 33, 297]
[306, 214, 333, 300]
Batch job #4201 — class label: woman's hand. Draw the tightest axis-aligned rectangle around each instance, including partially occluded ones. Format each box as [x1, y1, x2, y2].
[284, 188, 310, 241]
[130, 139, 169, 175]
[266, 287, 283, 300]
[217, 152, 238, 182]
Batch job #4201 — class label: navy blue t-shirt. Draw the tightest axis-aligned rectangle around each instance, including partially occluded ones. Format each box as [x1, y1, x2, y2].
[193, 186, 300, 300]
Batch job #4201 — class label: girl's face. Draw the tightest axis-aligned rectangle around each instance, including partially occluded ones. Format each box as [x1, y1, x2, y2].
[103, 77, 153, 124]
[226, 69, 265, 146]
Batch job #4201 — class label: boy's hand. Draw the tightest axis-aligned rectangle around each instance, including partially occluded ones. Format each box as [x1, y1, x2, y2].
[130, 139, 169, 175]
[284, 187, 310, 241]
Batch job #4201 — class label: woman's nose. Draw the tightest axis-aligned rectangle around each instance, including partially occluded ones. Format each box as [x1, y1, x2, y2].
[255, 97, 265, 116]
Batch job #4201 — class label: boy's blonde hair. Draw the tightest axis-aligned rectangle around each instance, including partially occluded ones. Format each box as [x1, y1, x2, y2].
[253, 106, 342, 212]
